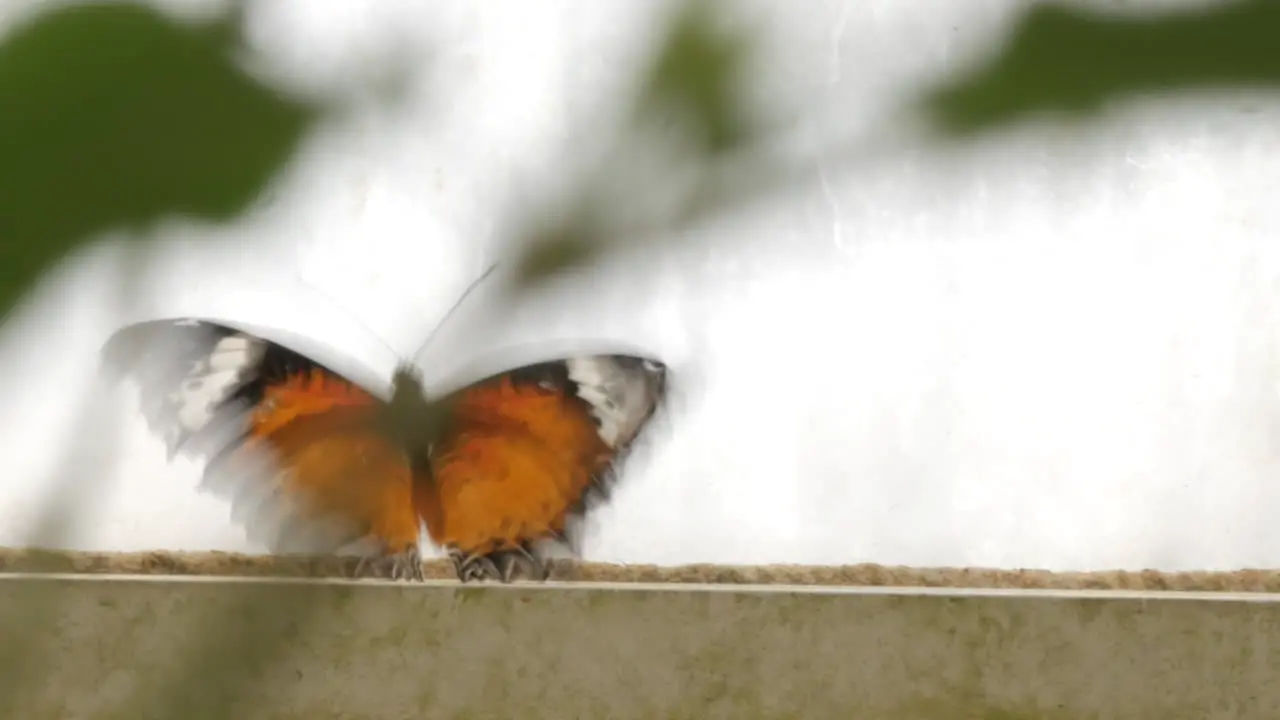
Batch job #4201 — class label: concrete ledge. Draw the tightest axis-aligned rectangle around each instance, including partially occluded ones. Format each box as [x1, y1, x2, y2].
[7, 547, 1280, 590]
[1, 572, 1277, 718]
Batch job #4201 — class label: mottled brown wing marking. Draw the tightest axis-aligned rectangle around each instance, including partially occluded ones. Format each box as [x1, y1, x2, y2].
[231, 368, 422, 554]
[426, 372, 612, 555]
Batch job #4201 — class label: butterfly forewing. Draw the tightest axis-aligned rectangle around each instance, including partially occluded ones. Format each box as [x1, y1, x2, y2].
[102, 319, 422, 557]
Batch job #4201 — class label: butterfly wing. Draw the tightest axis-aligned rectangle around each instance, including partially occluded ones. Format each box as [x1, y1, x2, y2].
[101, 319, 423, 557]
[424, 355, 666, 578]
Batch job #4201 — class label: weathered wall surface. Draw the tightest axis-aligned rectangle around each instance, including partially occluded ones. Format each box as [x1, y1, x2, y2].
[1, 573, 1276, 719]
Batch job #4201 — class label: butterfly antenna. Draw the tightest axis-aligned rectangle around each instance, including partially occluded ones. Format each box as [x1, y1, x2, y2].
[292, 260, 501, 378]
[407, 260, 502, 360]
[292, 268, 404, 361]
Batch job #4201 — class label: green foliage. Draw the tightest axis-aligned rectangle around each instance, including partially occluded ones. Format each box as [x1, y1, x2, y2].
[511, 0, 757, 287]
[0, 3, 322, 717]
[512, 218, 600, 287]
[0, 2, 318, 320]
[923, 0, 1280, 135]
[636, 0, 754, 157]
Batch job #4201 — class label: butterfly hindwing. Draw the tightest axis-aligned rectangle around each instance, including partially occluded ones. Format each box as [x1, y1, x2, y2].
[213, 365, 423, 556]
[101, 319, 421, 557]
[425, 355, 666, 579]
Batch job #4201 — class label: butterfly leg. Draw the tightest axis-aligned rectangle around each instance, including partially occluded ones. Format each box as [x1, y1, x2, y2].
[494, 544, 549, 583]
[353, 546, 424, 581]
[449, 548, 499, 583]
[449, 543, 548, 583]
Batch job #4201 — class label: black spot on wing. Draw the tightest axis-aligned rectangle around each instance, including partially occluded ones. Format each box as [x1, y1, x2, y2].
[501, 360, 574, 393]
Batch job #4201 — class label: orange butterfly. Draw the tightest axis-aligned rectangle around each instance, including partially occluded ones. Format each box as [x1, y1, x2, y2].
[99, 275, 667, 583]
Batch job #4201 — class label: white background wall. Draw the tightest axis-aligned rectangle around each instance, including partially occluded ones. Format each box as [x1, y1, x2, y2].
[3, 0, 1280, 572]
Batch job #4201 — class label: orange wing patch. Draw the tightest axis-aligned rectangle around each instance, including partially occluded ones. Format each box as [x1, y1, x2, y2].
[251, 368, 377, 435]
[426, 373, 612, 556]
[223, 368, 422, 555]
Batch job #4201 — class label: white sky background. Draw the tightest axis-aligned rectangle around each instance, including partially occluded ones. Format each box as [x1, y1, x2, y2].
[3, 0, 1280, 572]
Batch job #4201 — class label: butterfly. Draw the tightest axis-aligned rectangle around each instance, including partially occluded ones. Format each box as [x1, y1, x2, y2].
[98, 266, 668, 583]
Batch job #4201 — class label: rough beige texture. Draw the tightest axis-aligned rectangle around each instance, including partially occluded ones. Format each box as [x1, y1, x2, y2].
[5, 547, 1280, 591]
[0, 573, 1277, 719]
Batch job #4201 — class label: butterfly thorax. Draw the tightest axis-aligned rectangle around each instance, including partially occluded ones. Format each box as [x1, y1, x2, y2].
[377, 365, 450, 462]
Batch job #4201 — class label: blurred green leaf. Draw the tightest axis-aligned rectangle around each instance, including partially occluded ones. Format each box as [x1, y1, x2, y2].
[923, 0, 1280, 135]
[0, 2, 319, 320]
[636, 0, 754, 156]
[511, 216, 601, 286]
[512, 0, 757, 287]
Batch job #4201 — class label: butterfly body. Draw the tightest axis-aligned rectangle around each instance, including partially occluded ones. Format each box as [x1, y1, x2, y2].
[101, 317, 666, 582]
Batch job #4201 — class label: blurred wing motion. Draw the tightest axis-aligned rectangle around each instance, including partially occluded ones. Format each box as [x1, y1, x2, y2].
[100, 318, 667, 582]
